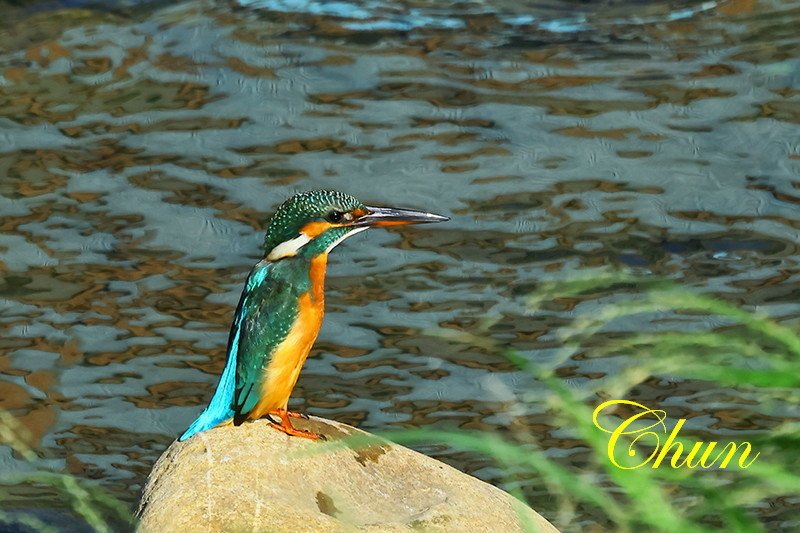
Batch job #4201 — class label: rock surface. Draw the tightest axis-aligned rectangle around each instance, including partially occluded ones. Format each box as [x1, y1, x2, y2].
[137, 416, 559, 532]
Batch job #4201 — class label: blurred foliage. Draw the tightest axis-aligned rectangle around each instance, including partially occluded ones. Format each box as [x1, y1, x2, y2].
[0, 410, 132, 532]
[384, 273, 800, 532]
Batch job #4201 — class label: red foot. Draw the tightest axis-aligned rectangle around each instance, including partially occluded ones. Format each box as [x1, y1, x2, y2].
[268, 409, 325, 441]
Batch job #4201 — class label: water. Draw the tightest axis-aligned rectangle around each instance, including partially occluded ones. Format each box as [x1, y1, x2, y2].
[0, 0, 798, 530]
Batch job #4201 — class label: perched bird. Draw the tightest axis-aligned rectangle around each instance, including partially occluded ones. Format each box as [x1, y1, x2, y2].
[179, 190, 448, 441]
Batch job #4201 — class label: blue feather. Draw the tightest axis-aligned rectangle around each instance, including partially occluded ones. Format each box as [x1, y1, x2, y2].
[178, 315, 242, 441]
[178, 263, 269, 441]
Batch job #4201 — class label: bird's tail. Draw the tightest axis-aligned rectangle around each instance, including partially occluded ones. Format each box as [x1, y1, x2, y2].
[178, 353, 237, 441]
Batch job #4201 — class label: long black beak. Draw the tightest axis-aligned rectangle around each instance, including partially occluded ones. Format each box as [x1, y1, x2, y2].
[355, 206, 449, 227]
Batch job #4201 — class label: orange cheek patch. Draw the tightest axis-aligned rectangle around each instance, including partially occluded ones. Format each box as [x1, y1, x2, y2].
[300, 221, 334, 237]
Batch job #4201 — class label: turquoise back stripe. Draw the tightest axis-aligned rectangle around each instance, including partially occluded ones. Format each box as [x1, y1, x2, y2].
[178, 272, 253, 441]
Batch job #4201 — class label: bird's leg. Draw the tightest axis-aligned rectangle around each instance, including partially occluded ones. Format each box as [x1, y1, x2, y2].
[266, 407, 308, 419]
[267, 408, 324, 441]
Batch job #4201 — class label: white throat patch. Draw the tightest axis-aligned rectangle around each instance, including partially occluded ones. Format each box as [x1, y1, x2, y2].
[266, 227, 368, 261]
[266, 233, 312, 261]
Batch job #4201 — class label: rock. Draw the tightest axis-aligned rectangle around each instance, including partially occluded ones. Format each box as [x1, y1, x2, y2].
[137, 416, 560, 533]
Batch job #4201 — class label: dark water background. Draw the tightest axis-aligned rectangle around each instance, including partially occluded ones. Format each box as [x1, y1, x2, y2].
[0, 0, 798, 530]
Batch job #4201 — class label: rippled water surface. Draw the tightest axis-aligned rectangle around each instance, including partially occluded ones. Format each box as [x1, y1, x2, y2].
[1, 0, 799, 530]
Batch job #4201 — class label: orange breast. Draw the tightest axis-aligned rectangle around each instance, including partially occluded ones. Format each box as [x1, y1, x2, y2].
[248, 254, 327, 419]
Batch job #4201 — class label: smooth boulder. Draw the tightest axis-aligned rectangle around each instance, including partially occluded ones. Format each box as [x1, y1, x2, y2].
[137, 416, 560, 532]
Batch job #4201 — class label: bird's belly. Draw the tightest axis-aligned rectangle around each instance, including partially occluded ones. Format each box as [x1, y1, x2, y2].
[248, 291, 323, 419]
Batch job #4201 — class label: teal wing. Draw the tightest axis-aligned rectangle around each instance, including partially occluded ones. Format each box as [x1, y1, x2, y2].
[179, 262, 287, 440]
[231, 262, 300, 420]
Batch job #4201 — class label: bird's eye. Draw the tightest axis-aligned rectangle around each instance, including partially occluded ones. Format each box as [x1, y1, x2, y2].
[327, 211, 344, 223]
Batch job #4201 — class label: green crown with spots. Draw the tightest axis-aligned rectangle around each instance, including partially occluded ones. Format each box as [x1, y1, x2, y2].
[263, 190, 365, 256]
[262, 190, 449, 261]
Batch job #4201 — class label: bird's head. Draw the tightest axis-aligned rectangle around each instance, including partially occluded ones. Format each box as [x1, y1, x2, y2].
[264, 190, 448, 261]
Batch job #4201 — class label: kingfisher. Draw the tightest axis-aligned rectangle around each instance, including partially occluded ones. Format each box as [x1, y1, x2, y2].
[179, 190, 448, 442]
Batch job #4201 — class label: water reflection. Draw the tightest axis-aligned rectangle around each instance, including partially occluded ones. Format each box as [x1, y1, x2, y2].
[0, 0, 799, 530]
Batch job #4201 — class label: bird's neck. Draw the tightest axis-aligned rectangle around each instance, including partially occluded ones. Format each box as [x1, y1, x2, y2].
[267, 253, 329, 305]
[307, 253, 328, 305]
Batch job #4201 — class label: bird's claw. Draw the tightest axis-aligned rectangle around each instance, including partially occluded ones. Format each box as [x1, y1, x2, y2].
[266, 409, 324, 441]
[268, 422, 325, 441]
[272, 409, 308, 420]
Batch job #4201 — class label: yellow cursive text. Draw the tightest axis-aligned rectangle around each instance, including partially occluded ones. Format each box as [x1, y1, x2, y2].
[592, 400, 760, 470]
